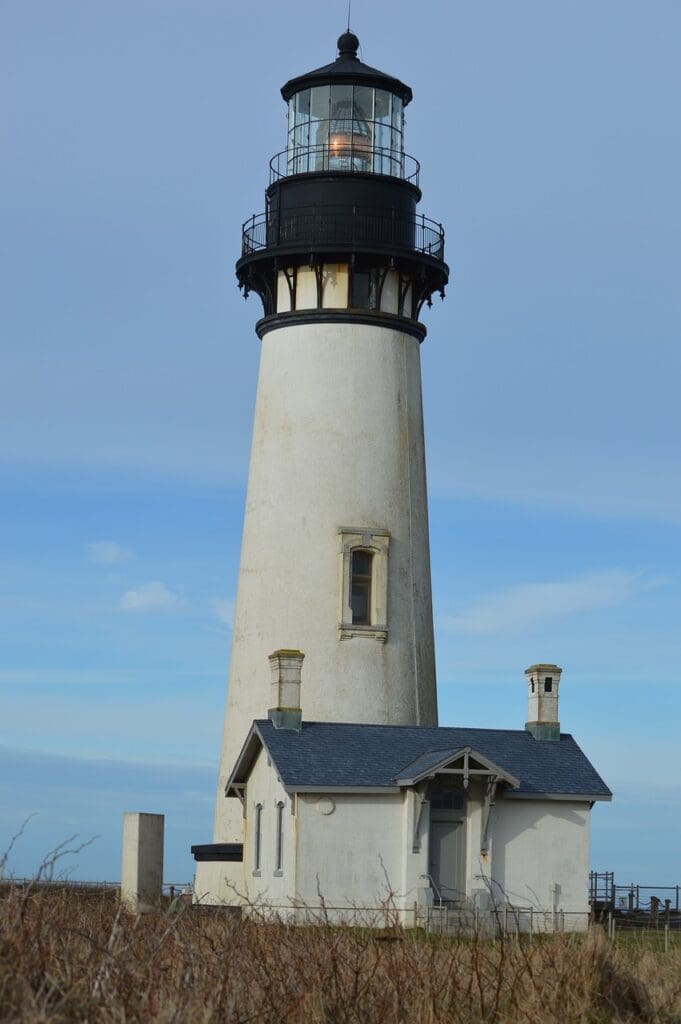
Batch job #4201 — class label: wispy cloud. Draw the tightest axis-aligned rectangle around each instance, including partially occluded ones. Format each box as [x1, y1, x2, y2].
[212, 597, 234, 628]
[119, 581, 183, 613]
[87, 541, 131, 565]
[441, 570, 666, 636]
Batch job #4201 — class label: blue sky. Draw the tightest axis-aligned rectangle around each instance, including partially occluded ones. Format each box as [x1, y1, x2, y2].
[1, 0, 680, 884]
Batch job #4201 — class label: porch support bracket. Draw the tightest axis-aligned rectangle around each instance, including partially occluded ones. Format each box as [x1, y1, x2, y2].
[480, 778, 499, 855]
[412, 786, 428, 853]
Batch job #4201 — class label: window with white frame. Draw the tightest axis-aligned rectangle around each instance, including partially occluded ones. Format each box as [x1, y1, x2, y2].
[274, 801, 284, 875]
[253, 802, 263, 875]
[338, 527, 389, 641]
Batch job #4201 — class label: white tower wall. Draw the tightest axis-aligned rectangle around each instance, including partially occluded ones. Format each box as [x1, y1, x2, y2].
[211, 320, 437, 844]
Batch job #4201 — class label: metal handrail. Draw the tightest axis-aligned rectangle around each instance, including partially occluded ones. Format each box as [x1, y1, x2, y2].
[269, 145, 420, 186]
[420, 873, 443, 908]
[241, 206, 445, 261]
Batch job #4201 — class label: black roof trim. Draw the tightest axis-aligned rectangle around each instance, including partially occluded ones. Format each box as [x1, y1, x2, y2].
[281, 35, 412, 106]
[255, 310, 427, 343]
[191, 843, 243, 863]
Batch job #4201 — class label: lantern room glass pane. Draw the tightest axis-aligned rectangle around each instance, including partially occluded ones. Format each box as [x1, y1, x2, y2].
[329, 84, 367, 171]
[295, 88, 310, 118]
[353, 85, 373, 122]
[286, 85, 405, 179]
[373, 89, 392, 174]
[374, 88, 391, 122]
[310, 85, 330, 121]
[309, 85, 330, 170]
[288, 89, 311, 174]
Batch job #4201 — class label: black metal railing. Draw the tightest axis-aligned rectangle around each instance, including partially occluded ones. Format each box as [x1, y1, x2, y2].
[269, 145, 420, 186]
[589, 872, 681, 916]
[241, 206, 444, 261]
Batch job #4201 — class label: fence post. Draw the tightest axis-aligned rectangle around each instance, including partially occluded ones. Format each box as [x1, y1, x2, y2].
[665, 923, 669, 953]
[529, 907, 533, 941]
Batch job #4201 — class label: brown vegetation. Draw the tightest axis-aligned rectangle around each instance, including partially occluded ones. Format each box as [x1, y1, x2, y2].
[1, 885, 681, 1023]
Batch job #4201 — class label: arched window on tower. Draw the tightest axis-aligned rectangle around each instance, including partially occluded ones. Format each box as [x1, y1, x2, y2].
[338, 527, 389, 642]
[351, 550, 373, 625]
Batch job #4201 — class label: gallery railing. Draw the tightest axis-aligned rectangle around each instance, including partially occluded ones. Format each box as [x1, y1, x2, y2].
[241, 206, 445, 261]
[269, 144, 420, 186]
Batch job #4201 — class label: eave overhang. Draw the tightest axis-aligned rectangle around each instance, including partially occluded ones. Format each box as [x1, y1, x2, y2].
[502, 791, 613, 802]
[224, 722, 267, 797]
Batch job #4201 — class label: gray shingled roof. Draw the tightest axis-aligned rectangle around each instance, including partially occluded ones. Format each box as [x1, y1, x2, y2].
[240, 721, 611, 799]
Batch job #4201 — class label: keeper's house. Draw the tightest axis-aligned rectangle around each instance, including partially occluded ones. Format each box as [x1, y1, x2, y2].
[192, 654, 611, 929]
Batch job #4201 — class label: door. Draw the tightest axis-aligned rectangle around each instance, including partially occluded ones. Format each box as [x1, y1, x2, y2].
[429, 819, 466, 902]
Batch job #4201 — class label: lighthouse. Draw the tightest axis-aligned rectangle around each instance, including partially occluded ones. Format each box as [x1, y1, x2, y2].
[194, 32, 448, 902]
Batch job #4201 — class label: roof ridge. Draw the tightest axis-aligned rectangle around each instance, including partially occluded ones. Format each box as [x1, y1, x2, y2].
[255, 719, 571, 738]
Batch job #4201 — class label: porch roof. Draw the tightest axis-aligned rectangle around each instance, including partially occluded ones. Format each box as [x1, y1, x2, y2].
[227, 721, 611, 800]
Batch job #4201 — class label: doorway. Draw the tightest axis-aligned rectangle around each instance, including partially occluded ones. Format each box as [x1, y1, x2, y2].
[428, 785, 467, 903]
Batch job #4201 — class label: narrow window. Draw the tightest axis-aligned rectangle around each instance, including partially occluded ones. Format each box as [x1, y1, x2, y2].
[351, 550, 373, 624]
[531, 680, 535, 693]
[350, 269, 377, 309]
[275, 801, 284, 873]
[544, 677, 553, 693]
[254, 803, 263, 872]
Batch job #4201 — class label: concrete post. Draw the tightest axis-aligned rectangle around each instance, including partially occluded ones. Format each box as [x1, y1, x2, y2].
[120, 812, 164, 912]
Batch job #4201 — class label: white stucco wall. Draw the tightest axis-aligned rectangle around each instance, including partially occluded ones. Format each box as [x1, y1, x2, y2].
[241, 746, 297, 910]
[489, 797, 591, 920]
[195, 747, 295, 908]
[295, 791, 406, 922]
[210, 321, 438, 857]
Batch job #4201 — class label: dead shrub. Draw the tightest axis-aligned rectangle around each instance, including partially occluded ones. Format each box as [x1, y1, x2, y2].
[1, 886, 680, 1023]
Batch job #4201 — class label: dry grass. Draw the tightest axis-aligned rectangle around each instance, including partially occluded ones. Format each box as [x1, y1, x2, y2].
[2, 886, 681, 1023]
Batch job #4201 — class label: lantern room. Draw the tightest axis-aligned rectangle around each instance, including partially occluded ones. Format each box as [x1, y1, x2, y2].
[237, 32, 448, 340]
[278, 32, 412, 180]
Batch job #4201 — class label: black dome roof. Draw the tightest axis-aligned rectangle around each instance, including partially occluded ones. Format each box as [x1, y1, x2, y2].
[281, 33, 413, 106]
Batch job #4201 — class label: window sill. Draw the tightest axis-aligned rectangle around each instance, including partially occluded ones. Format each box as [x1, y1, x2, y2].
[339, 623, 387, 642]
[252, 870, 261, 877]
[273, 870, 283, 878]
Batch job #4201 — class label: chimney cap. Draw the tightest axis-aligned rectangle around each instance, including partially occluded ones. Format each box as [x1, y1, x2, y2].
[525, 663, 562, 675]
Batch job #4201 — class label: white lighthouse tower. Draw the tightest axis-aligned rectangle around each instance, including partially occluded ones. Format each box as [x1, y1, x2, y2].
[194, 32, 448, 901]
